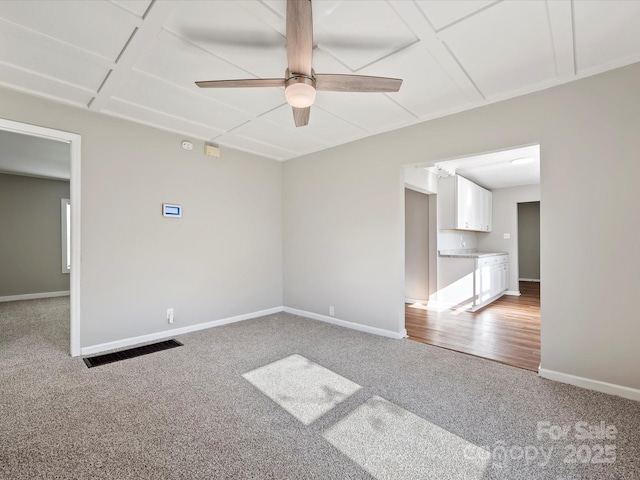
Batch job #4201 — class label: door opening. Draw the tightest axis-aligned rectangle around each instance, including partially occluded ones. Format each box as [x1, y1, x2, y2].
[403, 144, 541, 371]
[0, 118, 81, 356]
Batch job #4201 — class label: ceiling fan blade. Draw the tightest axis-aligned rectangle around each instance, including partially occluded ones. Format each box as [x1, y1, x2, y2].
[315, 74, 403, 92]
[287, 0, 313, 76]
[196, 78, 284, 88]
[292, 106, 310, 127]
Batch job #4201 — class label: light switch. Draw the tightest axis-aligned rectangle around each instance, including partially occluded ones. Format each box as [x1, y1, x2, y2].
[503, 233, 511, 239]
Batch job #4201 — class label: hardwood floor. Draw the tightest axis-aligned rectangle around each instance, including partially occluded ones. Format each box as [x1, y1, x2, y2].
[406, 281, 540, 371]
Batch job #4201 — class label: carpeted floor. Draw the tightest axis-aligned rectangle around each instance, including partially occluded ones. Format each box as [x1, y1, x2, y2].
[1, 297, 639, 479]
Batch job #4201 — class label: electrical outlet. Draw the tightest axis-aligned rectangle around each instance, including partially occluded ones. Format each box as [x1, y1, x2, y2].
[167, 308, 174, 324]
[329, 306, 335, 317]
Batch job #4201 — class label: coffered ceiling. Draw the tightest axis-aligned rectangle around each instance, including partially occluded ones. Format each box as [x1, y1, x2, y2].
[0, 0, 639, 161]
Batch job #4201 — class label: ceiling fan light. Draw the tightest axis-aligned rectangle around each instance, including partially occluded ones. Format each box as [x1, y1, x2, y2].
[285, 82, 316, 108]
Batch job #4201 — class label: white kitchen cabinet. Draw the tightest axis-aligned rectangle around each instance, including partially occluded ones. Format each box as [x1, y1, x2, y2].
[455, 175, 475, 230]
[438, 175, 492, 232]
[481, 188, 492, 232]
[474, 254, 508, 310]
[474, 255, 509, 308]
[437, 253, 508, 311]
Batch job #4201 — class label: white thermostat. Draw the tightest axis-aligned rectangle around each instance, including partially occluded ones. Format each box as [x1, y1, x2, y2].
[163, 203, 182, 218]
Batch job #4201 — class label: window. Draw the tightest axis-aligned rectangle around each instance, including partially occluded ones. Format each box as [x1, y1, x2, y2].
[61, 198, 70, 273]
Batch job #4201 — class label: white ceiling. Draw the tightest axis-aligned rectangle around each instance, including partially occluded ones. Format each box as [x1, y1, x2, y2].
[432, 144, 540, 190]
[0, 1, 639, 161]
[0, 130, 70, 180]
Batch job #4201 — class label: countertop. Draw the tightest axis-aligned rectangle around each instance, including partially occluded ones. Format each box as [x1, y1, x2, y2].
[438, 250, 508, 259]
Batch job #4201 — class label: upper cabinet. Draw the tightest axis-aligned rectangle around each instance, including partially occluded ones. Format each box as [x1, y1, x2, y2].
[438, 175, 492, 232]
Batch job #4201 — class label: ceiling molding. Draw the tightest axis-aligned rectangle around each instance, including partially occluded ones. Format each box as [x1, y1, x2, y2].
[389, 0, 485, 102]
[88, 1, 180, 112]
[236, 0, 286, 37]
[546, 0, 576, 80]
[0, 0, 638, 162]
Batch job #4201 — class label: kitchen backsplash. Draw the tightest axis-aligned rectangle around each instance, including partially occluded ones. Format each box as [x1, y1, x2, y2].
[438, 229, 478, 252]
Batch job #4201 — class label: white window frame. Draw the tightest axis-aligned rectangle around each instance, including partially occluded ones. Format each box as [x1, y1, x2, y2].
[61, 198, 71, 273]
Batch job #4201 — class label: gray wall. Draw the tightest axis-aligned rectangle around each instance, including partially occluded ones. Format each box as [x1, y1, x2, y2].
[404, 189, 429, 302]
[0, 173, 70, 296]
[0, 87, 283, 348]
[283, 63, 640, 390]
[477, 184, 540, 292]
[518, 202, 541, 281]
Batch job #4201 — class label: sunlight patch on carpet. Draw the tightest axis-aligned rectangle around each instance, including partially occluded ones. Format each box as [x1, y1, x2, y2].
[242, 354, 361, 425]
[323, 396, 490, 479]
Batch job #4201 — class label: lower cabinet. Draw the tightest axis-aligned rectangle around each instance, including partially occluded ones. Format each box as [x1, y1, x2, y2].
[474, 255, 508, 310]
[436, 254, 509, 311]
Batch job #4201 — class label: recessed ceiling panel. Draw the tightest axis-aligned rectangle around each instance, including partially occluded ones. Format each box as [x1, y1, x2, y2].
[414, 0, 497, 31]
[0, 62, 93, 107]
[264, 104, 366, 144]
[359, 42, 470, 119]
[134, 30, 286, 115]
[0, 19, 111, 91]
[231, 115, 329, 154]
[311, 0, 417, 71]
[315, 91, 415, 134]
[104, 98, 223, 140]
[215, 133, 299, 161]
[0, 0, 138, 61]
[440, 0, 557, 98]
[110, 0, 152, 18]
[165, 0, 286, 78]
[574, 0, 640, 74]
[114, 71, 252, 132]
[310, 48, 415, 133]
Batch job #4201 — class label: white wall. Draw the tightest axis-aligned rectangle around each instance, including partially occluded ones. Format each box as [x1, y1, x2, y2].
[283, 147, 405, 335]
[0, 173, 70, 296]
[404, 189, 429, 302]
[0, 87, 283, 349]
[477, 184, 540, 292]
[283, 62, 640, 391]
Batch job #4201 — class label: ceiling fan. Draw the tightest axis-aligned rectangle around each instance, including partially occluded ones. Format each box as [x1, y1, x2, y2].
[196, 0, 403, 127]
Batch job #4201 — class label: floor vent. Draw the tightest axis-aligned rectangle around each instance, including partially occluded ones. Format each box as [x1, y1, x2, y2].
[83, 339, 183, 368]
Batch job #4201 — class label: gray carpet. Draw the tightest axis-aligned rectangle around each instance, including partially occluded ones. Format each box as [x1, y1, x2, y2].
[1, 297, 639, 479]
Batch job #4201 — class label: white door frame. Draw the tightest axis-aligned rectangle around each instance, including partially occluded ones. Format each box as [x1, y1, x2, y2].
[0, 117, 82, 356]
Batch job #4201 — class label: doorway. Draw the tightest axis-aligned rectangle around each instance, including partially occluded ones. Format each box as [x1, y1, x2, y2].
[403, 144, 541, 371]
[517, 201, 541, 282]
[0, 118, 81, 356]
[404, 188, 431, 304]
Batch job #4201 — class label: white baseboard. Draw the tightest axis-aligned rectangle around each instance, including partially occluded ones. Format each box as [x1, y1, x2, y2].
[81, 306, 284, 356]
[504, 290, 521, 296]
[519, 278, 541, 282]
[539, 368, 640, 402]
[82, 304, 409, 357]
[0, 291, 70, 303]
[283, 307, 406, 339]
[405, 297, 427, 305]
